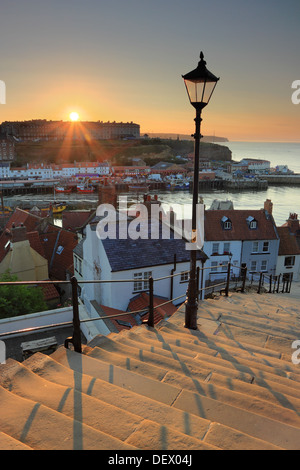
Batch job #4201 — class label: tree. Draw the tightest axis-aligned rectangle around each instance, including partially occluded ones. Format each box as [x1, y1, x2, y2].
[0, 271, 47, 319]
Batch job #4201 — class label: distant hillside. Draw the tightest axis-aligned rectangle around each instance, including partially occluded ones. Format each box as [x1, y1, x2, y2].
[12, 137, 231, 167]
[144, 133, 228, 142]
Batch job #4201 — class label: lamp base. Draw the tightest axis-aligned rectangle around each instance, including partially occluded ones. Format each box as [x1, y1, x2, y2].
[184, 300, 198, 330]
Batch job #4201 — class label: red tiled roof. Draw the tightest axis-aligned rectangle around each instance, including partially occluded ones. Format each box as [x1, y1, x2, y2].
[128, 292, 177, 324]
[277, 226, 300, 256]
[40, 283, 60, 301]
[5, 208, 46, 233]
[40, 227, 78, 280]
[62, 211, 94, 231]
[100, 305, 138, 332]
[204, 209, 278, 241]
[27, 231, 46, 258]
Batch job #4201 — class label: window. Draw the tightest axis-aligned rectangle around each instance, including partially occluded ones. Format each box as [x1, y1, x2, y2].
[221, 216, 232, 230]
[133, 271, 152, 292]
[212, 243, 219, 255]
[250, 261, 257, 272]
[180, 271, 189, 282]
[261, 260, 268, 272]
[223, 242, 230, 254]
[247, 216, 257, 229]
[221, 262, 228, 272]
[262, 241, 269, 252]
[56, 245, 64, 255]
[284, 256, 295, 267]
[211, 261, 218, 272]
[252, 241, 259, 253]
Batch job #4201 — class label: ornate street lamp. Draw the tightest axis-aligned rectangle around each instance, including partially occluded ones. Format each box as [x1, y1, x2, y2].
[182, 51, 219, 329]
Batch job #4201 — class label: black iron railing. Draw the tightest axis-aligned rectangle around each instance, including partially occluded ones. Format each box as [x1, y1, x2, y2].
[0, 263, 293, 355]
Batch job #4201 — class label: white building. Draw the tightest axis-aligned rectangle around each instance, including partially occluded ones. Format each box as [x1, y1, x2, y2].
[74, 214, 208, 320]
[1, 161, 111, 180]
[276, 215, 300, 282]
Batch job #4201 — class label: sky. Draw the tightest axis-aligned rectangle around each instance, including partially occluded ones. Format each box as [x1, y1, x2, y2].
[0, 0, 299, 142]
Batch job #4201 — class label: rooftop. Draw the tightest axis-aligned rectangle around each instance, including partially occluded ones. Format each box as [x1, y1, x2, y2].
[0, 288, 300, 450]
[90, 218, 207, 272]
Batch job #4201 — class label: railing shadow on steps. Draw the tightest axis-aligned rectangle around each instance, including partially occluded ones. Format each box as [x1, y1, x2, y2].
[0, 263, 293, 355]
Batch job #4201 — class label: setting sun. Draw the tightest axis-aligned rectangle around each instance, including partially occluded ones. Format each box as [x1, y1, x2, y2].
[69, 112, 79, 121]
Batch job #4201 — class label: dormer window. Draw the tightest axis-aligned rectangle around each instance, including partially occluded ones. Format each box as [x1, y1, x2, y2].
[221, 216, 232, 230]
[247, 216, 257, 229]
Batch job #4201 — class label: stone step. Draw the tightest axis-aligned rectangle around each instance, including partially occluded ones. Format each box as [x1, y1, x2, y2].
[0, 383, 136, 450]
[0, 358, 218, 451]
[52, 346, 299, 449]
[113, 326, 300, 379]
[159, 319, 294, 358]
[0, 431, 33, 450]
[106, 329, 300, 408]
[108, 328, 300, 383]
[24, 352, 281, 450]
[213, 292, 300, 314]
[89, 335, 300, 397]
[204, 294, 300, 322]
[24, 352, 211, 443]
[171, 387, 300, 450]
[123, 326, 300, 401]
[87, 337, 300, 428]
[198, 303, 299, 341]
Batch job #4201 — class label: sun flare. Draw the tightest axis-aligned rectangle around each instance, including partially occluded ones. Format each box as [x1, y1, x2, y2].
[69, 112, 79, 121]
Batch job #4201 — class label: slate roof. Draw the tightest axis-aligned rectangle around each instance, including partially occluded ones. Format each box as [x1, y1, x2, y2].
[204, 209, 278, 242]
[91, 218, 207, 272]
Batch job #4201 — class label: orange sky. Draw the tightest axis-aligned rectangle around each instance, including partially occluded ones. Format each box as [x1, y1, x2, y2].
[0, 1, 299, 142]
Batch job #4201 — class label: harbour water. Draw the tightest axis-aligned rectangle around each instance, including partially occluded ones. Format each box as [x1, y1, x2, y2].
[3, 141, 300, 227]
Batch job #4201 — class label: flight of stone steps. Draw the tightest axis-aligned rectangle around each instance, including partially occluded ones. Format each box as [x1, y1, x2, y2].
[0, 292, 300, 450]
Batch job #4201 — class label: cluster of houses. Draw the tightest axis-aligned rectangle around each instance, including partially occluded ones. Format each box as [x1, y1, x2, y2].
[0, 197, 300, 334]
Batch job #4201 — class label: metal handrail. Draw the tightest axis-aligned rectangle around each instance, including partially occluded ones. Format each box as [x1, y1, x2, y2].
[0, 262, 292, 353]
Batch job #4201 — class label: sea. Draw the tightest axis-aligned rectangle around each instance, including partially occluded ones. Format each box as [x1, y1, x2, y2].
[4, 141, 300, 228]
[158, 141, 300, 227]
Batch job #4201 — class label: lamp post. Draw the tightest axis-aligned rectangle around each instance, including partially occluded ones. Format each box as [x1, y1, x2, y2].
[182, 51, 219, 329]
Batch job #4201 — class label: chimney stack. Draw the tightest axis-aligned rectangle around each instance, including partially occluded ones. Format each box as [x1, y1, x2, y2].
[264, 199, 273, 215]
[287, 213, 300, 233]
[11, 224, 27, 243]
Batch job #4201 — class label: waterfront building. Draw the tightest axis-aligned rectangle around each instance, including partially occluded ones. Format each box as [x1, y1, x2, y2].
[0, 162, 10, 178]
[0, 120, 140, 141]
[0, 134, 15, 162]
[204, 199, 280, 281]
[276, 213, 300, 281]
[2, 161, 111, 180]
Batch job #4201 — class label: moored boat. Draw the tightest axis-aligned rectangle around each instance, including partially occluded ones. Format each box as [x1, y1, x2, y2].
[55, 186, 72, 193]
[52, 203, 67, 213]
[77, 184, 95, 193]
